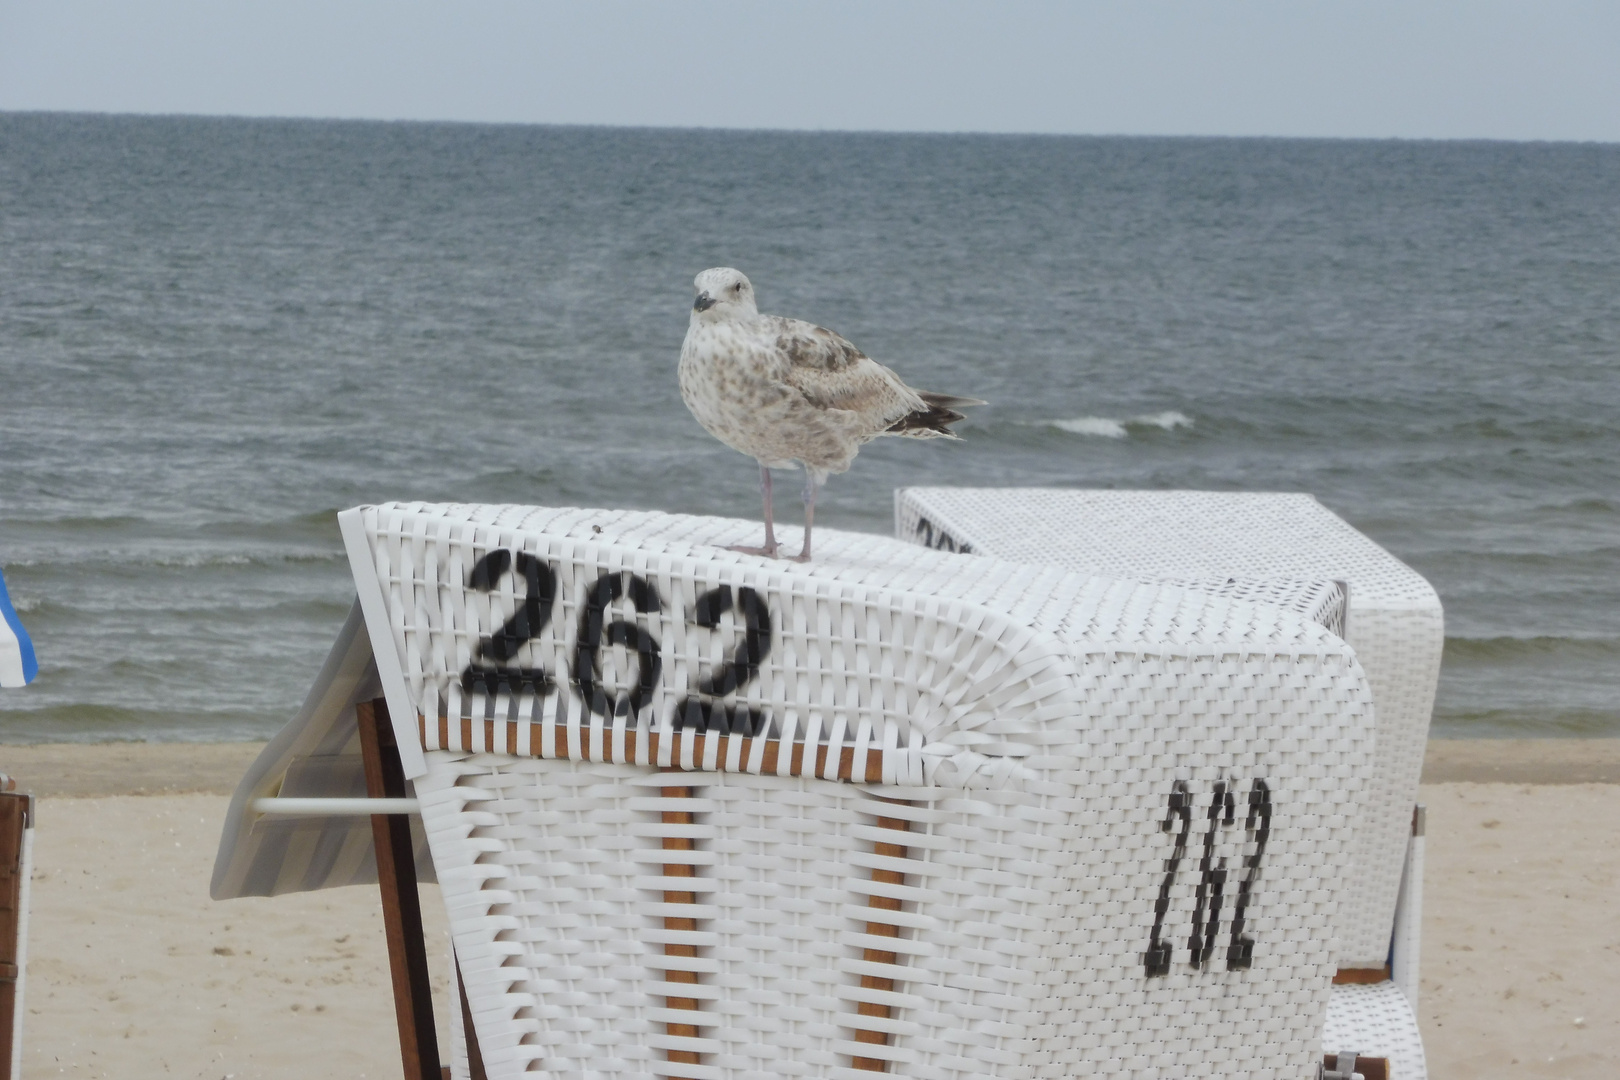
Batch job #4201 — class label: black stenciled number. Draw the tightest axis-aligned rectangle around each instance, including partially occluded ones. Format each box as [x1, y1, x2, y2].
[1225, 779, 1271, 970]
[459, 549, 557, 696]
[1189, 779, 1235, 969]
[572, 572, 662, 718]
[675, 585, 772, 736]
[913, 516, 973, 555]
[1144, 777, 1272, 977]
[1145, 780, 1192, 977]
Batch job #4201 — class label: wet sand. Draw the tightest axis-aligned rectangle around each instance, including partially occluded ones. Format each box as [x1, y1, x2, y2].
[2, 740, 1616, 1078]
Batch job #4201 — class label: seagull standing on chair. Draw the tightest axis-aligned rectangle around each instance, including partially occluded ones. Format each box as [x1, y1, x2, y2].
[679, 267, 983, 562]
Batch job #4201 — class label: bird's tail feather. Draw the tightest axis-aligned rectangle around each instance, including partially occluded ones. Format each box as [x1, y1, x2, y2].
[885, 391, 986, 439]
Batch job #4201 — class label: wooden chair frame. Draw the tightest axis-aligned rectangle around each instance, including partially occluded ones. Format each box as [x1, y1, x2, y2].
[0, 785, 30, 1080]
[357, 701, 487, 1080]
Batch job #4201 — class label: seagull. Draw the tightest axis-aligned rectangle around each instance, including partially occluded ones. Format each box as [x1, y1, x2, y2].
[679, 267, 983, 561]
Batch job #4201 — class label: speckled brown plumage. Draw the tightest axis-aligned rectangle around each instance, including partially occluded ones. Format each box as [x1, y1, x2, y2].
[679, 267, 982, 560]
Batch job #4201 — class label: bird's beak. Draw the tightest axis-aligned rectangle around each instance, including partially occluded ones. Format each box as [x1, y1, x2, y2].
[693, 292, 716, 312]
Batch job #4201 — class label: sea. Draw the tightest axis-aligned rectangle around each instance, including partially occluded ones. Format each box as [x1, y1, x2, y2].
[1, 113, 1617, 743]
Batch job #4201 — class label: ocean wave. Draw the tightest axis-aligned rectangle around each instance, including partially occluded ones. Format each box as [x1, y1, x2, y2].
[1443, 635, 1620, 664]
[0, 514, 148, 532]
[1431, 705, 1620, 739]
[1033, 411, 1194, 439]
[2, 510, 346, 536]
[4, 547, 345, 571]
[198, 508, 348, 534]
[0, 703, 279, 743]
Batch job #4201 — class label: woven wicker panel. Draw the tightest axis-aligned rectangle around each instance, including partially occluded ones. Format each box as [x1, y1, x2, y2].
[349, 502, 1374, 1079]
[895, 488, 1442, 969]
[421, 749, 1362, 1080]
[1323, 982, 1427, 1080]
[1390, 825, 1424, 1008]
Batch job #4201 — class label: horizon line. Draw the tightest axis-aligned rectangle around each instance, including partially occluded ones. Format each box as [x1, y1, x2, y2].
[5, 108, 1617, 148]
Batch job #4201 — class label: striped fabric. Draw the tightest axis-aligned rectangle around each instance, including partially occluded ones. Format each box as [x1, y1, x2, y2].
[0, 569, 37, 689]
[210, 601, 437, 900]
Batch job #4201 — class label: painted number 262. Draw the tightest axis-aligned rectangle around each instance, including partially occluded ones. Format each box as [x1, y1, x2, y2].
[455, 550, 773, 737]
[1145, 778, 1271, 977]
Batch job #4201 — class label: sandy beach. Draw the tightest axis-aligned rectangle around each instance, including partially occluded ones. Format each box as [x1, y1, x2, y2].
[2, 740, 1617, 1079]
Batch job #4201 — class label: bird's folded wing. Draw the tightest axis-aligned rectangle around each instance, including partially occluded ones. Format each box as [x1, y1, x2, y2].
[770, 317, 922, 418]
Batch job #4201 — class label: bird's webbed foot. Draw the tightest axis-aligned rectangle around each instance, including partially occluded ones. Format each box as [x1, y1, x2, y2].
[726, 543, 781, 558]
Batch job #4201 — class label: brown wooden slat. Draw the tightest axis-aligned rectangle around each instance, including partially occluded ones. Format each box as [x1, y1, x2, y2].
[1332, 965, 1392, 985]
[852, 806, 911, 1073]
[0, 791, 28, 1080]
[422, 715, 887, 782]
[660, 782, 704, 1079]
[1323, 1054, 1390, 1080]
[358, 700, 443, 1080]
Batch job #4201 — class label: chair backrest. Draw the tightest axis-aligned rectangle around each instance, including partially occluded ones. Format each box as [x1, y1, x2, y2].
[896, 487, 1444, 970]
[345, 501, 1377, 1079]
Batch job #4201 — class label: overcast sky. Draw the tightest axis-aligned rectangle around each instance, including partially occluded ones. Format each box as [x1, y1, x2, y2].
[2, 1, 1617, 141]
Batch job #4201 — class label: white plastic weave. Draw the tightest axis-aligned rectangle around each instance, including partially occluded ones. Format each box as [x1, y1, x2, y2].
[1390, 820, 1425, 1010]
[895, 488, 1442, 969]
[343, 501, 1377, 1080]
[1322, 982, 1427, 1080]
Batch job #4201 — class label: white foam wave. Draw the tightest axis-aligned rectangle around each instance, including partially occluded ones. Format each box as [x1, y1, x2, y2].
[1135, 411, 1194, 430]
[1038, 411, 1193, 438]
[1051, 416, 1128, 437]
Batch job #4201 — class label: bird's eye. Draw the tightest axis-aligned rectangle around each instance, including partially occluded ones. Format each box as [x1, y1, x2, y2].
[734, 283, 744, 293]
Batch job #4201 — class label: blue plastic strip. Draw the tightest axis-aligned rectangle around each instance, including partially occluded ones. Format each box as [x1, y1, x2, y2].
[0, 568, 39, 686]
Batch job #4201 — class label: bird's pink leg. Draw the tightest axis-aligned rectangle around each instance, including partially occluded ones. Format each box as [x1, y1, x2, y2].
[727, 463, 780, 557]
[789, 472, 817, 562]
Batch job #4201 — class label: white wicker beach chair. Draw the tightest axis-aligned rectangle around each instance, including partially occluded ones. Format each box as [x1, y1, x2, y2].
[895, 487, 1442, 1079]
[217, 501, 1381, 1080]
